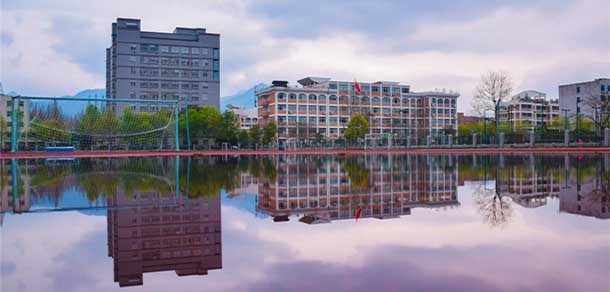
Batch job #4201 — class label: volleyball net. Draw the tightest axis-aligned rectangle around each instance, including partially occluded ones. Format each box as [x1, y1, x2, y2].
[6, 96, 183, 152]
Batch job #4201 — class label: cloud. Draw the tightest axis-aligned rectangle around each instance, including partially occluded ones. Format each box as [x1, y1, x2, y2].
[0, 0, 608, 114]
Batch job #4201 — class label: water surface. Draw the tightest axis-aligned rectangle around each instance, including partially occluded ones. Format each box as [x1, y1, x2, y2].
[1, 153, 609, 292]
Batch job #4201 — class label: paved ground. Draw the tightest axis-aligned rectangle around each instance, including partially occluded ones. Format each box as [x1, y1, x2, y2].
[1, 147, 609, 159]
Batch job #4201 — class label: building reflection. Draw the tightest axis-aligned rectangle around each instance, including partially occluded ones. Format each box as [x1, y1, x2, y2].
[107, 191, 221, 287]
[255, 154, 460, 223]
[0, 157, 223, 287]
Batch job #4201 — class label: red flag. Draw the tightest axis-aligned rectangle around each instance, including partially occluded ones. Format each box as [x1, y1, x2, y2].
[355, 207, 362, 221]
[354, 80, 362, 94]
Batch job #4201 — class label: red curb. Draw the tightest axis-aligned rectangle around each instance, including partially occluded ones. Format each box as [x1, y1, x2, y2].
[1, 147, 609, 159]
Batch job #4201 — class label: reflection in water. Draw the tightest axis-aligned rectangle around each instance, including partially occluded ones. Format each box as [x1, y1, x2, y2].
[0, 153, 608, 290]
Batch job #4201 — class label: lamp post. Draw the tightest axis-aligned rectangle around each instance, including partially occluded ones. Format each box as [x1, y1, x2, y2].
[576, 97, 581, 140]
[562, 109, 570, 131]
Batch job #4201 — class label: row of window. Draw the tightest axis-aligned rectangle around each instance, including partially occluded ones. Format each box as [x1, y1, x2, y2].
[127, 92, 209, 102]
[131, 43, 219, 58]
[275, 116, 454, 124]
[137, 81, 209, 90]
[276, 93, 455, 105]
[136, 56, 218, 69]
[328, 83, 410, 94]
[138, 68, 212, 79]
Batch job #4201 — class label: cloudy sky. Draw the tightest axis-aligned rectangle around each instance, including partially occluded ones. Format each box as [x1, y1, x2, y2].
[1, 0, 608, 113]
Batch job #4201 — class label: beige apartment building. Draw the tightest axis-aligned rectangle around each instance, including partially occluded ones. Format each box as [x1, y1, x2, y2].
[255, 77, 459, 145]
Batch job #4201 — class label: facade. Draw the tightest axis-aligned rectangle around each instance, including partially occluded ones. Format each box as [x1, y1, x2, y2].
[226, 104, 258, 130]
[255, 155, 459, 223]
[457, 112, 486, 125]
[106, 18, 220, 114]
[0, 95, 30, 151]
[107, 192, 222, 287]
[559, 78, 610, 118]
[498, 90, 560, 128]
[255, 77, 459, 145]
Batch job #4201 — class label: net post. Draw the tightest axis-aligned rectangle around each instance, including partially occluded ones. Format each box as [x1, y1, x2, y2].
[175, 100, 180, 151]
[185, 105, 191, 150]
[10, 96, 16, 152]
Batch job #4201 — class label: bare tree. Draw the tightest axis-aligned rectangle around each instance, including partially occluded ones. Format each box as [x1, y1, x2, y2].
[472, 71, 514, 120]
[473, 184, 513, 228]
[581, 87, 610, 132]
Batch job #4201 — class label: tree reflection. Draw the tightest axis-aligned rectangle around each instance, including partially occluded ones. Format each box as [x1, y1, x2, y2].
[343, 156, 370, 188]
[473, 184, 513, 228]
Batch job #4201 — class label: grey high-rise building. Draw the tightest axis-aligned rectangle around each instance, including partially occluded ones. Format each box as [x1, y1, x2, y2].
[106, 18, 220, 113]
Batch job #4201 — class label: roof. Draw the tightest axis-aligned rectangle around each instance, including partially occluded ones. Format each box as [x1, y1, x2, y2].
[297, 77, 331, 86]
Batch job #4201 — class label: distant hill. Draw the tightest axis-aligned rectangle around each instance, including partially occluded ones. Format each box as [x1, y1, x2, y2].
[220, 83, 266, 110]
[29, 88, 106, 116]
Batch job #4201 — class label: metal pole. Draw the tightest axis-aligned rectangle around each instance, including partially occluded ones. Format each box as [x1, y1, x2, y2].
[10, 97, 16, 152]
[185, 105, 191, 150]
[11, 159, 18, 205]
[562, 109, 569, 131]
[175, 102, 180, 151]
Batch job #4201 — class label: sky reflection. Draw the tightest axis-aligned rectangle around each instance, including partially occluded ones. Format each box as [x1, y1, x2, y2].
[0, 153, 608, 292]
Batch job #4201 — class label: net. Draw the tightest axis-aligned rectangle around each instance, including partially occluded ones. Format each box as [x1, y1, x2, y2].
[14, 98, 179, 152]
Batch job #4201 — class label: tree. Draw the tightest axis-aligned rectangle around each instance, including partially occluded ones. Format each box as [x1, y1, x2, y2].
[237, 129, 251, 148]
[249, 124, 262, 145]
[472, 71, 513, 123]
[0, 116, 7, 151]
[262, 121, 277, 145]
[581, 86, 610, 131]
[344, 113, 369, 143]
[218, 110, 239, 143]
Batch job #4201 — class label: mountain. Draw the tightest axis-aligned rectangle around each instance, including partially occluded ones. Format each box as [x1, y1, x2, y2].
[30, 88, 106, 116]
[220, 83, 267, 110]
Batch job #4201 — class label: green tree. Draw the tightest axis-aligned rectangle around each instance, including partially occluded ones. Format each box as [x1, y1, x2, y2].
[344, 114, 369, 143]
[249, 124, 262, 145]
[218, 110, 239, 143]
[179, 106, 223, 139]
[0, 117, 7, 150]
[237, 129, 251, 148]
[262, 121, 277, 145]
[77, 105, 101, 133]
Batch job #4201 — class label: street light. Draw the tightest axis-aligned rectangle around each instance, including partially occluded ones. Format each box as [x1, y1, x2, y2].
[562, 109, 570, 131]
[576, 97, 581, 140]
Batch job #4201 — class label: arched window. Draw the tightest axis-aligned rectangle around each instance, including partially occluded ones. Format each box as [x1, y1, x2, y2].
[393, 98, 400, 104]
[451, 99, 456, 105]
[402, 98, 409, 104]
[372, 97, 380, 103]
[410, 99, 415, 105]
[445, 98, 450, 105]
[309, 94, 317, 100]
[298, 94, 306, 100]
[431, 98, 436, 104]
[382, 97, 391, 103]
[318, 95, 326, 101]
[339, 95, 348, 102]
[362, 96, 370, 103]
[278, 93, 286, 100]
[289, 93, 296, 100]
[329, 95, 338, 101]
[351, 96, 359, 103]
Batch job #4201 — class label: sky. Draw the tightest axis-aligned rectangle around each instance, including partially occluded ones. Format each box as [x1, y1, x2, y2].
[0, 0, 609, 113]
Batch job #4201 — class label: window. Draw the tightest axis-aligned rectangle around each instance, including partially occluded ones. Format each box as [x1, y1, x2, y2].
[602, 85, 606, 91]
[329, 95, 337, 101]
[213, 71, 219, 80]
[328, 83, 337, 90]
[576, 86, 580, 93]
[171, 46, 180, 54]
[401, 88, 409, 93]
[339, 84, 348, 91]
[213, 60, 219, 70]
[180, 47, 189, 54]
[392, 87, 401, 93]
[372, 86, 380, 93]
[382, 87, 390, 93]
[213, 48, 219, 59]
[362, 85, 370, 92]
[201, 48, 208, 55]
[160, 46, 169, 53]
[192, 47, 201, 55]
[129, 44, 137, 53]
[129, 56, 137, 63]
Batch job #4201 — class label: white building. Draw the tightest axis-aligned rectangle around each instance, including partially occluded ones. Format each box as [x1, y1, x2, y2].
[226, 104, 258, 130]
[559, 78, 610, 118]
[499, 90, 560, 128]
